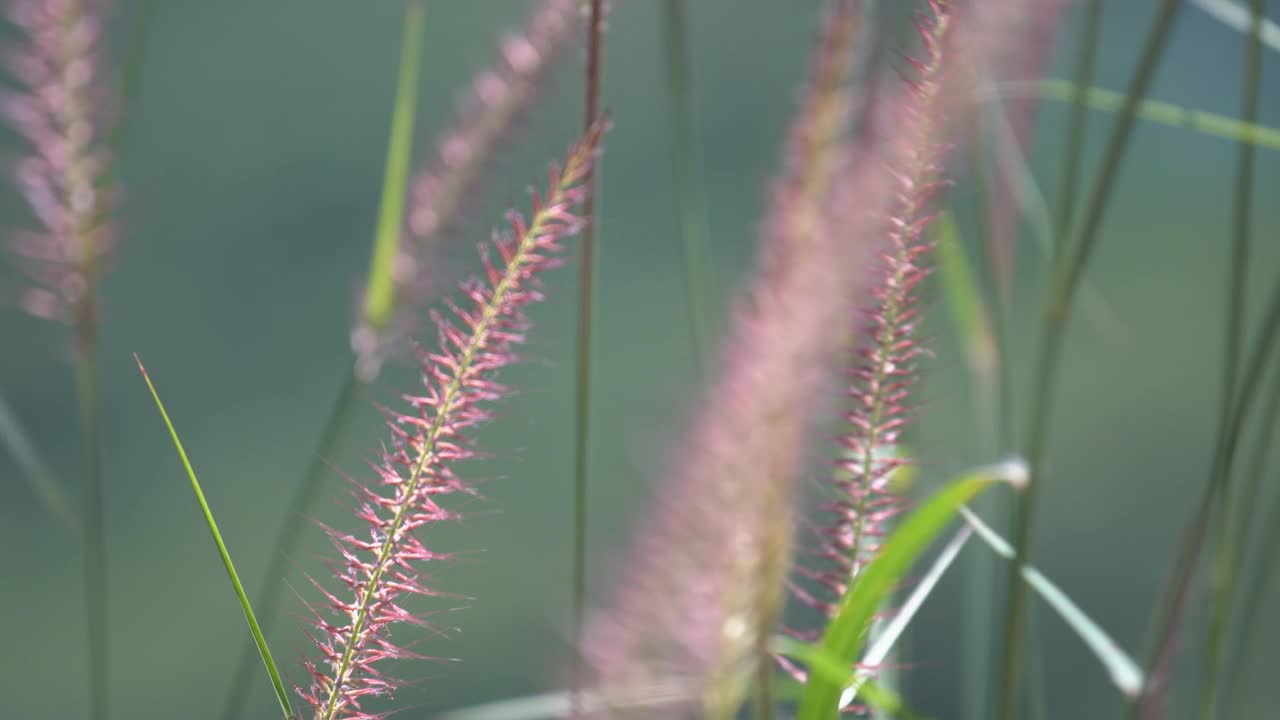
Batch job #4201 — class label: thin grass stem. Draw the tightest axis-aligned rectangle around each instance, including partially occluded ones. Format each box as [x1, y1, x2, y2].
[1132, 279, 1280, 719]
[662, 0, 715, 372]
[996, 4, 1184, 719]
[570, 1, 607, 713]
[75, 322, 105, 720]
[1203, 2, 1266, 716]
[1053, 0, 1103, 259]
[1221, 355, 1280, 709]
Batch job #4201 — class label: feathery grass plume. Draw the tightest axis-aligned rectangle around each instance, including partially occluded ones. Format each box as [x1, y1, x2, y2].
[2, 3, 117, 719]
[789, 0, 956, 637]
[580, 150, 892, 719]
[351, 0, 581, 381]
[579, 7, 896, 716]
[579, 3, 1065, 716]
[776, 0, 862, 232]
[301, 123, 605, 720]
[3, 0, 115, 325]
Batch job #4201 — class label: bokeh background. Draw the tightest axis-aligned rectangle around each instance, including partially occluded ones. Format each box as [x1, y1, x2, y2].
[2, 1, 1279, 718]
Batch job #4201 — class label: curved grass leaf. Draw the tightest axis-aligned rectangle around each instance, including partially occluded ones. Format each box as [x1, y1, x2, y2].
[795, 462, 1025, 720]
[960, 507, 1144, 697]
[135, 356, 295, 720]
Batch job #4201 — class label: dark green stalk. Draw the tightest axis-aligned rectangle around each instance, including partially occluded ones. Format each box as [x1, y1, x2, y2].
[1203, 2, 1266, 715]
[1053, 0, 1103, 257]
[76, 315, 106, 720]
[1131, 281, 1280, 720]
[1221, 357, 1280, 710]
[220, 365, 361, 720]
[662, 0, 715, 371]
[996, 5, 1184, 720]
[570, 0, 606, 713]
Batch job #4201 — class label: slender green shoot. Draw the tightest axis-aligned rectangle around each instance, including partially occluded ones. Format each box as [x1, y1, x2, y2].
[223, 6, 424, 714]
[135, 356, 295, 720]
[361, 0, 427, 334]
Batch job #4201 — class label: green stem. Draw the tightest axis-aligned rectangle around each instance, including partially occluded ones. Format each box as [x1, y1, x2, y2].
[1054, 0, 1103, 258]
[220, 364, 362, 720]
[1131, 281, 1280, 719]
[75, 314, 106, 720]
[1203, 2, 1266, 716]
[661, 0, 715, 372]
[570, 1, 606, 714]
[1221, 356, 1280, 710]
[996, 4, 1184, 719]
[74, 3, 158, 715]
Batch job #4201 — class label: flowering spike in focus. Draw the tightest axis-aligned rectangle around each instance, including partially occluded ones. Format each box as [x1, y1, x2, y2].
[303, 123, 605, 720]
[788, 0, 956, 650]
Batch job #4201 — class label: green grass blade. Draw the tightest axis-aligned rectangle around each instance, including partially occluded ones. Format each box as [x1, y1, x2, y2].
[0, 391, 77, 529]
[796, 462, 1025, 720]
[1011, 79, 1280, 151]
[960, 507, 1145, 697]
[934, 212, 995, 379]
[361, 0, 426, 334]
[134, 356, 295, 720]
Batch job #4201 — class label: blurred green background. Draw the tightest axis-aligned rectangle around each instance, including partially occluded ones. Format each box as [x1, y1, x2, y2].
[2, 1, 1279, 717]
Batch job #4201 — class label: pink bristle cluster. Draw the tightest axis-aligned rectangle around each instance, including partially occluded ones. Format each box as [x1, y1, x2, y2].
[2, 0, 115, 324]
[303, 123, 605, 720]
[352, 0, 580, 381]
[789, 0, 956, 638]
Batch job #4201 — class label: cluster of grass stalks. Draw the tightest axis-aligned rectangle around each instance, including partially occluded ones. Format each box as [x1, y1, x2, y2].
[2, 1, 1278, 718]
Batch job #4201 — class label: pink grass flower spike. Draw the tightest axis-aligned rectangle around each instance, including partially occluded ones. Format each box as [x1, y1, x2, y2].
[302, 123, 607, 720]
[3, 0, 115, 326]
[790, 0, 958, 631]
